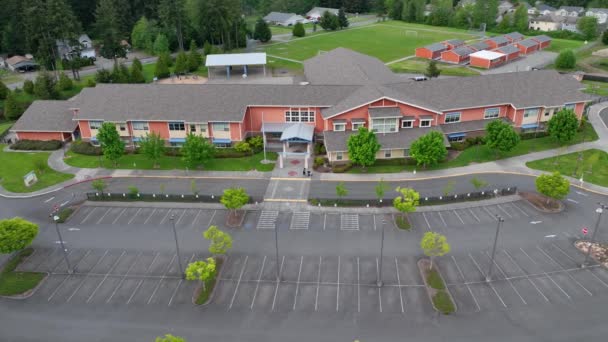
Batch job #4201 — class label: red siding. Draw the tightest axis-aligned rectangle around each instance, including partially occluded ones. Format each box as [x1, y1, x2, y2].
[415, 47, 443, 60]
[442, 105, 510, 124]
[149, 122, 170, 139]
[79, 120, 91, 139]
[484, 40, 508, 49]
[16, 132, 66, 141]
[441, 50, 469, 64]
[515, 43, 539, 55]
[230, 122, 242, 141]
[470, 55, 506, 69]
[370, 99, 397, 107]
[244, 106, 322, 134]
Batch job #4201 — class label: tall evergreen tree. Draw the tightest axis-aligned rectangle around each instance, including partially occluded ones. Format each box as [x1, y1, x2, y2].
[130, 58, 146, 83]
[158, 0, 186, 50]
[338, 8, 350, 28]
[187, 40, 202, 72]
[513, 5, 529, 33]
[174, 50, 188, 74]
[95, 0, 127, 63]
[253, 18, 272, 42]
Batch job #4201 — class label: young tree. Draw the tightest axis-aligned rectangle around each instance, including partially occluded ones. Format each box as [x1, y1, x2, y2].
[512, 5, 528, 32]
[203, 41, 212, 55]
[139, 132, 165, 168]
[375, 178, 388, 202]
[154, 53, 170, 78]
[485, 120, 520, 157]
[156, 334, 187, 342]
[393, 186, 420, 220]
[424, 60, 441, 78]
[91, 179, 106, 192]
[442, 181, 455, 196]
[0, 218, 39, 254]
[338, 8, 349, 28]
[535, 172, 570, 205]
[180, 133, 215, 168]
[33, 71, 59, 100]
[548, 109, 579, 145]
[3, 92, 22, 120]
[57, 73, 73, 91]
[130, 58, 146, 83]
[555, 50, 576, 70]
[253, 18, 272, 43]
[320, 11, 340, 30]
[153, 33, 170, 56]
[23, 80, 35, 95]
[203, 225, 233, 255]
[187, 40, 202, 72]
[347, 127, 381, 169]
[131, 16, 152, 50]
[96, 122, 125, 167]
[336, 182, 348, 200]
[174, 50, 188, 75]
[420, 231, 450, 270]
[495, 13, 512, 32]
[220, 187, 249, 221]
[110, 63, 130, 83]
[0, 80, 8, 100]
[292, 22, 306, 37]
[185, 257, 216, 290]
[603, 31, 608, 45]
[577, 16, 599, 41]
[410, 131, 448, 168]
[95, 0, 127, 63]
[470, 177, 488, 190]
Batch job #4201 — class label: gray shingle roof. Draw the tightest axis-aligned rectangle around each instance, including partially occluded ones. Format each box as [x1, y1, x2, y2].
[263, 12, 297, 23]
[445, 39, 465, 46]
[449, 46, 475, 57]
[487, 36, 509, 45]
[368, 107, 402, 118]
[495, 44, 520, 54]
[303, 48, 403, 85]
[504, 32, 524, 41]
[422, 43, 448, 52]
[440, 117, 511, 134]
[323, 127, 448, 152]
[531, 35, 551, 43]
[559, 6, 584, 12]
[469, 41, 490, 51]
[536, 4, 556, 11]
[517, 39, 539, 47]
[11, 100, 78, 132]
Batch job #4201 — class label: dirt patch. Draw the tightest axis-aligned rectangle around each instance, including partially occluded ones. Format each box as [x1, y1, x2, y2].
[519, 191, 564, 213]
[226, 210, 246, 228]
[575, 240, 608, 267]
[157, 76, 207, 84]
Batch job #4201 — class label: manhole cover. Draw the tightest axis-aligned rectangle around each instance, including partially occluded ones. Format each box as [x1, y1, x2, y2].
[290, 160, 301, 165]
[288, 171, 297, 176]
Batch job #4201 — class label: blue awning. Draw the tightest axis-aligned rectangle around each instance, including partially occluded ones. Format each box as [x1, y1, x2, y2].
[132, 137, 141, 142]
[521, 123, 539, 129]
[169, 138, 186, 143]
[213, 138, 231, 144]
[447, 133, 466, 138]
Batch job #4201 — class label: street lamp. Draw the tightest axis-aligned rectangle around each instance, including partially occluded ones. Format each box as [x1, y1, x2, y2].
[377, 219, 386, 288]
[275, 220, 280, 281]
[53, 215, 72, 274]
[486, 215, 504, 282]
[169, 214, 184, 278]
[582, 203, 606, 268]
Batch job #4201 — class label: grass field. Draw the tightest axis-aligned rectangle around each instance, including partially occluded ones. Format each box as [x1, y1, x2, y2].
[0, 121, 14, 136]
[389, 58, 480, 76]
[582, 80, 608, 96]
[544, 38, 585, 53]
[0, 248, 46, 296]
[0, 144, 74, 193]
[526, 149, 608, 187]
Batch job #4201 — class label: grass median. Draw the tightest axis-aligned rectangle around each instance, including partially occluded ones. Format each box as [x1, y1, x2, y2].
[0, 248, 46, 296]
[526, 149, 608, 187]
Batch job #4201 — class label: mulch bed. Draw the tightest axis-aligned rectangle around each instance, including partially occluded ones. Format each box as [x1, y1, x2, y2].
[519, 191, 564, 213]
[226, 210, 245, 227]
[575, 241, 608, 267]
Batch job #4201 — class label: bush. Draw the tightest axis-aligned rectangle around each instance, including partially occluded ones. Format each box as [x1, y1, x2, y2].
[23, 80, 34, 94]
[555, 50, 576, 70]
[164, 147, 182, 157]
[234, 141, 252, 153]
[70, 140, 101, 155]
[541, 29, 585, 41]
[432, 291, 455, 314]
[214, 148, 249, 158]
[86, 79, 96, 87]
[331, 162, 352, 173]
[10, 140, 62, 150]
[314, 142, 326, 155]
[57, 73, 73, 91]
[246, 136, 264, 152]
[95, 69, 113, 83]
[55, 207, 74, 223]
[314, 156, 325, 167]
[450, 142, 467, 151]
[520, 131, 549, 140]
[293, 22, 305, 37]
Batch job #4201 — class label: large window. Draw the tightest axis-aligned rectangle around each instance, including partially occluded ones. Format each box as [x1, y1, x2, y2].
[352, 122, 365, 130]
[169, 122, 185, 131]
[419, 119, 432, 127]
[89, 121, 103, 130]
[444, 112, 461, 124]
[132, 122, 148, 131]
[484, 107, 500, 119]
[523, 108, 538, 118]
[563, 103, 576, 111]
[212, 123, 229, 132]
[333, 123, 346, 131]
[401, 120, 414, 128]
[285, 108, 315, 122]
[371, 118, 397, 133]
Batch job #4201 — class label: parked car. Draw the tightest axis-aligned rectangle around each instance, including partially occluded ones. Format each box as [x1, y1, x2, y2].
[411, 76, 428, 81]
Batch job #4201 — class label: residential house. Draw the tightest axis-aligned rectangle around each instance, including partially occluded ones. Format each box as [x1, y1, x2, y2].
[499, 1, 514, 15]
[440, 46, 476, 64]
[469, 50, 507, 69]
[530, 3, 556, 16]
[555, 6, 584, 17]
[529, 13, 579, 32]
[585, 8, 608, 24]
[263, 12, 308, 26]
[56, 34, 96, 60]
[306, 7, 339, 21]
[5, 55, 38, 72]
[415, 43, 447, 60]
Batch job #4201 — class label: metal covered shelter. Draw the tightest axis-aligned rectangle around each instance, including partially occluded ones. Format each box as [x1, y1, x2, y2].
[205, 53, 267, 79]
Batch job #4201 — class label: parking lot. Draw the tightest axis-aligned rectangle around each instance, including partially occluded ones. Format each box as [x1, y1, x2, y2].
[19, 239, 608, 314]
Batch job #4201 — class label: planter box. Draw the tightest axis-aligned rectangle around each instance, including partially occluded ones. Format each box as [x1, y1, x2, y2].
[417, 258, 457, 314]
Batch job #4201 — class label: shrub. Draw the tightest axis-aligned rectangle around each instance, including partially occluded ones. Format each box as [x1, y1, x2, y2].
[95, 69, 113, 83]
[293, 22, 305, 37]
[314, 142, 326, 155]
[246, 136, 264, 152]
[57, 73, 73, 91]
[432, 291, 455, 314]
[128, 186, 139, 198]
[55, 207, 74, 223]
[331, 162, 352, 173]
[426, 269, 446, 290]
[164, 147, 182, 157]
[234, 141, 252, 153]
[70, 140, 102, 155]
[450, 142, 467, 151]
[555, 50, 576, 70]
[214, 148, 249, 158]
[86, 79, 96, 87]
[23, 80, 34, 94]
[10, 140, 62, 150]
[314, 156, 325, 167]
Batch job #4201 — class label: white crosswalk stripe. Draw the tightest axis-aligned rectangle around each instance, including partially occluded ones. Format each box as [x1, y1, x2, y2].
[290, 212, 310, 230]
[257, 210, 279, 230]
[340, 214, 359, 231]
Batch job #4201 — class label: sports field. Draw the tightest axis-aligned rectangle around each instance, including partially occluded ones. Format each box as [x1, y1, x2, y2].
[261, 21, 478, 63]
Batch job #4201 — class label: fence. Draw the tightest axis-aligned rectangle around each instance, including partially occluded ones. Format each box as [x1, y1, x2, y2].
[309, 186, 518, 208]
[86, 192, 262, 204]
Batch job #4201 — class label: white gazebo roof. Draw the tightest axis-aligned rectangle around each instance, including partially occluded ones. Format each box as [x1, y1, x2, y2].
[470, 50, 505, 60]
[205, 53, 267, 67]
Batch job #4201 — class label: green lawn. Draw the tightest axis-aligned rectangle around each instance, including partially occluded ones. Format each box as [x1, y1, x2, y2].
[526, 149, 608, 187]
[582, 80, 608, 96]
[0, 121, 14, 136]
[0, 248, 46, 296]
[262, 21, 477, 63]
[64, 151, 278, 172]
[389, 58, 480, 77]
[266, 56, 304, 72]
[544, 38, 585, 53]
[0, 144, 74, 193]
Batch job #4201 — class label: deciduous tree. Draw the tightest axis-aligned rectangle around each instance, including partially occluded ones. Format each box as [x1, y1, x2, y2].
[555, 49, 576, 70]
[535, 172, 570, 205]
[221, 187, 249, 221]
[185, 257, 216, 289]
[91, 179, 106, 192]
[577, 16, 599, 41]
[336, 182, 348, 200]
[96, 122, 125, 167]
[180, 133, 215, 168]
[203, 225, 233, 255]
[485, 120, 520, 157]
[153, 33, 170, 56]
[548, 108, 579, 145]
[0, 217, 39, 254]
[420, 231, 450, 270]
[253, 18, 272, 42]
[375, 178, 388, 202]
[155, 334, 186, 342]
[139, 132, 165, 168]
[410, 131, 448, 168]
[393, 186, 419, 220]
[347, 127, 381, 169]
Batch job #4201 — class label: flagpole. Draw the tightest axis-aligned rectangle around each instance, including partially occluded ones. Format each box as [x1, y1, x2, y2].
[262, 111, 267, 162]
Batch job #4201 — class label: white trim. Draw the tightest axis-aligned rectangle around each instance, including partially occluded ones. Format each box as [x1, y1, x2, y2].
[401, 120, 414, 129]
[444, 112, 461, 124]
[333, 123, 346, 131]
[11, 129, 73, 133]
[483, 107, 501, 119]
[324, 96, 442, 120]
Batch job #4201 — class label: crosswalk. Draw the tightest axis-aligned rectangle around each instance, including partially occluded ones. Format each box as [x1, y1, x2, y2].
[257, 210, 279, 230]
[290, 212, 310, 230]
[340, 214, 359, 231]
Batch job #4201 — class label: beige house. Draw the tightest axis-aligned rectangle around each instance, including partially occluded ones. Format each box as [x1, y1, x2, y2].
[529, 13, 578, 32]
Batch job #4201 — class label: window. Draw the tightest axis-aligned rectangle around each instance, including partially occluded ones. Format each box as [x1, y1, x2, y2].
[190, 124, 196, 132]
[119, 124, 126, 131]
[404, 149, 410, 157]
[401, 120, 413, 128]
[89, 121, 103, 130]
[132, 122, 148, 131]
[200, 124, 207, 132]
[371, 118, 397, 133]
[444, 112, 461, 124]
[169, 122, 185, 131]
[419, 119, 431, 127]
[170, 142, 184, 147]
[544, 110, 551, 116]
[448, 135, 465, 142]
[333, 123, 346, 131]
[563, 103, 576, 111]
[336, 152, 343, 160]
[352, 122, 365, 130]
[484, 107, 500, 119]
[523, 108, 538, 118]
[212, 123, 229, 132]
[384, 150, 392, 158]
[214, 142, 231, 148]
[285, 108, 315, 122]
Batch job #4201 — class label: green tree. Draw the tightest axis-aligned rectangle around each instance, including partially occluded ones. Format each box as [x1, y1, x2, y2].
[375, 178, 388, 202]
[0, 217, 39, 254]
[0, 80, 8, 100]
[220, 187, 249, 219]
[548, 109, 579, 145]
[97, 122, 125, 167]
[180, 133, 215, 168]
[424, 59, 441, 78]
[95, 0, 127, 62]
[577, 16, 599, 41]
[203, 225, 233, 255]
[442, 181, 455, 196]
[420, 231, 450, 269]
[33, 71, 59, 100]
[203, 41, 212, 55]
[470, 177, 488, 190]
[139, 132, 165, 168]
[23, 80, 34, 95]
[338, 7, 349, 28]
[496, 13, 512, 32]
[535, 172, 570, 205]
[91, 179, 106, 192]
[247, 136, 264, 152]
[110, 62, 130, 83]
[153, 33, 170, 56]
[603, 31, 608, 45]
[292, 22, 306, 37]
[154, 53, 170, 78]
[410, 131, 448, 168]
[3, 92, 22, 120]
[130, 58, 146, 83]
[158, 0, 186, 50]
[174, 50, 188, 75]
[336, 181, 348, 200]
[187, 40, 202, 72]
[155, 334, 187, 342]
[485, 120, 520, 157]
[57, 73, 73, 91]
[185, 257, 216, 290]
[253, 18, 272, 42]
[555, 49, 576, 70]
[393, 186, 419, 220]
[512, 5, 528, 32]
[131, 16, 152, 50]
[347, 127, 381, 169]
[320, 11, 340, 30]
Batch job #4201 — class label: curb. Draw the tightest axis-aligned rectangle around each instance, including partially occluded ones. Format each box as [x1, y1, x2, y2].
[0, 272, 49, 300]
[192, 255, 226, 306]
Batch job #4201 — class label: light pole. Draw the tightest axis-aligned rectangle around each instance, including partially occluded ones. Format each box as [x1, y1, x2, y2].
[377, 219, 386, 288]
[582, 203, 606, 268]
[169, 214, 184, 278]
[274, 221, 280, 281]
[486, 215, 504, 282]
[53, 215, 72, 274]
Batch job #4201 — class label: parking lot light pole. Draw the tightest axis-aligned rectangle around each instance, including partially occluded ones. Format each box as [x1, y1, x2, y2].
[53, 215, 73, 274]
[275, 222, 280, 281]
[377, 219, 386, 288]
[169, 214, 184, 279]
[582, 204, 606, 268]
[486, 215, 504, 282]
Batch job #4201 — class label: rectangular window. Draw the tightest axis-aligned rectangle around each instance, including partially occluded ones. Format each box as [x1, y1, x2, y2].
[200, 124, 207, 132]
[563, 103, 576, 111]
[419, 119, 431, 127]
[544, 111, 551, 116]
[352, 122, 364, 130]
[89, 121, 103, 130]
[484, 107, 500, 119]
[523, 108, 538, 118]
[119, 124, 126, 131]
[448, 135, 465, 142]
[404, 149, 410, 157]
[371, 118, 397, 133]
[384, 150, 392, 158]
[401, 120, 413, 128]
[169, 122, 185, 131]
[444, 112, 461, 124]
[132, 122, 148, 131]
[212, 123, 229, 132]
[285, 109, 315, 122]
[214, 142, 231, 148]
[333, 123, 346, 131]
[336, 152, 343, 160]
[190, 124, 196, 132]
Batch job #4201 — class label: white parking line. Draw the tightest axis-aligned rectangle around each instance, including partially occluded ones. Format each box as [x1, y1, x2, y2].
[438, 212, 447, 227]
[482, 206, 496, 220]
[112, 208, 126, 224]
[160, 209, 172, 225]
[293, 256, 304, 310]
[44, 197, 55, 203]
[191, 210, 202, 227]
[323, 214, 327, 231]
[67, 250, 109, 302]
[168, 253, 195, 306]
[519, 248, 571, 300]
[49, 249, 75, 272]
[143, 209, 157, 225]
[147, 254, 177, 304]
[89, 254, 127, 305]
[422, 212, 432, 230]
[511, 203, 529, 217]
[48, 250, 91, 301]
[315, 256, 322, 312]
[537, 246, 592, 296]
[127, 253, 160, 304]
[376, 258, 382, 313]
[60, 200, 70, 207]
[128, 208, 142, 225]
[451, 255, 480, 312]
[357, 257, 361, 313]
[80, 207, 98, 224]
[336, 256, 341, 312]
[106, 252, 141, 303]
[468, 208, 481, 222]
[373, 215, 377, 231]
[469, 253, 507, 308]
[453, 210, 465, 225]
[176, 209, 187, 225]
[271, 256, 285, 311]
[206, 210, 217, 228]
[229, 256, 249, 310]
[483, 251, 526, 305]
[497, 204, 512, 218]
[503, 250, 549, 302]
[551, 243, 608, 288]
[395, 258, 404, 313]
[251, 256, 267, 309]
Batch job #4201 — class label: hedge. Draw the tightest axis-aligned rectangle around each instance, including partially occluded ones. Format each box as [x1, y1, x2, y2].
[331, 162, 352, 173]
[10, 140, 63, 150]
[70, 140, 102, 155]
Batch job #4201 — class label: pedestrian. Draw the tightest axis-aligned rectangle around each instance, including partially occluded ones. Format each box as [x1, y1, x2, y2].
[303, 167, 306, 176]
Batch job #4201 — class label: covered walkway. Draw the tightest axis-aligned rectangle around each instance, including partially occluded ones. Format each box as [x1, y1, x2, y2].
[262, 122, 314, 169]
[205, 53, 267, 79]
